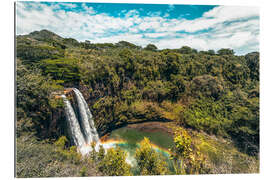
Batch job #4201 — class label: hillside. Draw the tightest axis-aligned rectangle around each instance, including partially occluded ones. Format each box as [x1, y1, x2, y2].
[16, 29, 259, 177]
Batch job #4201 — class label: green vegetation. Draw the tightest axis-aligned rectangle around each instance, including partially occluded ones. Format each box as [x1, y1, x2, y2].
[16, 59, 64, 139]
[169, 127, 209, 174]
[98, 147, 132, 176]
[135, 138, 168, 175]
[16, 135, 102, 177]
[16, 29, 259, 176]
[88, 142, 132, 176]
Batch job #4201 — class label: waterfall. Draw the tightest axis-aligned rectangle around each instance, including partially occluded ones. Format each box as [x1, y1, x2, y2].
[61, 89, 100, 155]
[73, 88, 100, 145]
[61, 95, 85, 148]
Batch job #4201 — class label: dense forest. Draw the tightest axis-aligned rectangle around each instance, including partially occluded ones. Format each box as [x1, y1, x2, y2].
[16, 29, 259, 177]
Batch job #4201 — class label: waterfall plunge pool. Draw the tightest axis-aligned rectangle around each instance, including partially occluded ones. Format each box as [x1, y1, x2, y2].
[100, 122, 175, 173]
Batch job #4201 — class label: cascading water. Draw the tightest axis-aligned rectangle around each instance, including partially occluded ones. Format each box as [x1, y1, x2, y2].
[73, 88, 100, 145]
[61, 89, 100, 155]
[61, 89, 165, 166]
[61, 95, 85, 148]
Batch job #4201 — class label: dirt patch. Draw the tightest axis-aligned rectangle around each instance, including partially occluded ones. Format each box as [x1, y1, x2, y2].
[126, 122, 174, 136]
[100, 121, 177, 141]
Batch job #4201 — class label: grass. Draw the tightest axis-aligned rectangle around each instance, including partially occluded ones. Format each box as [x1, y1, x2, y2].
[194, 132, 259, 174]
[16, 134, 102, 178]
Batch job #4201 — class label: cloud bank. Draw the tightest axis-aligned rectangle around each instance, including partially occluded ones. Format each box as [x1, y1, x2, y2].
[16, 2, 259, 55]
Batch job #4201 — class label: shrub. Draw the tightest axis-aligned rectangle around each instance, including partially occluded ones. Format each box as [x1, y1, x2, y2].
[135, 138, 168, 175]
[39, 58, 80, 85]
[190, 75, 224, 100]
[170, 128, 209, 174]
[98, 147, 132, 176]
[183, 98, 232, 136]
[17, 44, 64, 62]
[54, 136, 82, 164]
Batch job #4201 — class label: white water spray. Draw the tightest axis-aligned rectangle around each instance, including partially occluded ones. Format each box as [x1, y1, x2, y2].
[61, 95, 85, 148]
[61, 89, 100, 155]
[73, 88, 100, 145]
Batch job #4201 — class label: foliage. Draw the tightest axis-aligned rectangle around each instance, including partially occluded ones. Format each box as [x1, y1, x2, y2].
[144, 44, 158, 51]
[97, 145, 105, 161]
[98, 147, 132, 176]
[245, 52, 259, 81]
[178, 46, 195, 54]
[116, 41, 141, 49]
[16, 44, 64, 62]
[39, 58, 81, 85]
[169, 128, 209, 174]
[135, 137, 168, 175]
[217, 48, 235, 55]
[142, 80, 172, 102]
[54, 136, 82, 164]
[16, 59, 63, 138]
[190, 75, 224, 100]
[183, 97, 232, 136]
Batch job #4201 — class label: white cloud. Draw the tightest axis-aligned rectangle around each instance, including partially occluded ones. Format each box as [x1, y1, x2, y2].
[167, 4, 175, 12]
[144, 32, 172, 38]
[16, 2, 259, 54]
[81, 3, 96, 14]
[125, 9, 139, 18]
[58, 2, 78, 9]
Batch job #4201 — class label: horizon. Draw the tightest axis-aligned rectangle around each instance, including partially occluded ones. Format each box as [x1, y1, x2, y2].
[16, 1, 259, 55]
[18, 29, 259, 55]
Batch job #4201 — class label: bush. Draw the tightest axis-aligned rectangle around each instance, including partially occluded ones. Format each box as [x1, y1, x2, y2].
[135, 137, 168, 175]
[130, 101, 164, 122]
[144, 44, 158, 51]
[54, 136, 82, 164]
[217, 48, 235, 55]
[183, 98, 232, 136]
[142, 80, 172, 102]
[39, 58, 81, 85]
[17, 44, 64, 62]
[98, 147, 132, 176]
[190, 75, 224, 100]
[170, 128, 209, 174]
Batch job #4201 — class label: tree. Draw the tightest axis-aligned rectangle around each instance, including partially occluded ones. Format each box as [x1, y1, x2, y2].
[97, 145, 105, 161]
[116, 41, 140, 49]
[245, 52, 259, 81]
[16, 59, 63, 138]
[190, 75, 224, 100]
[135, 137, 168, 175]
[170, 74, 187, 100]
[179, 46, 193, 54]
[217, 48, 234, 55]
[170, 128, 208, 174]
[144, 44, 158, 51]
[98, 147, 132, 176]
[161, 52, 182, 80]
[207, 49, 215, 55]
[142, 80, 172, 102]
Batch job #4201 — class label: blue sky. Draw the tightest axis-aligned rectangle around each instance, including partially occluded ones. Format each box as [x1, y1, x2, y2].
[16, 1, 259, 55]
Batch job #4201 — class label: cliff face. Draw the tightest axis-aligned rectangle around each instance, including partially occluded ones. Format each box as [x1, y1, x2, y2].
[47, 107, 66, 139]
[48, 88, 75, 140]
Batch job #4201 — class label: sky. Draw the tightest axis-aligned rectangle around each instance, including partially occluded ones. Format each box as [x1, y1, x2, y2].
[16, 1, 259, 55]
